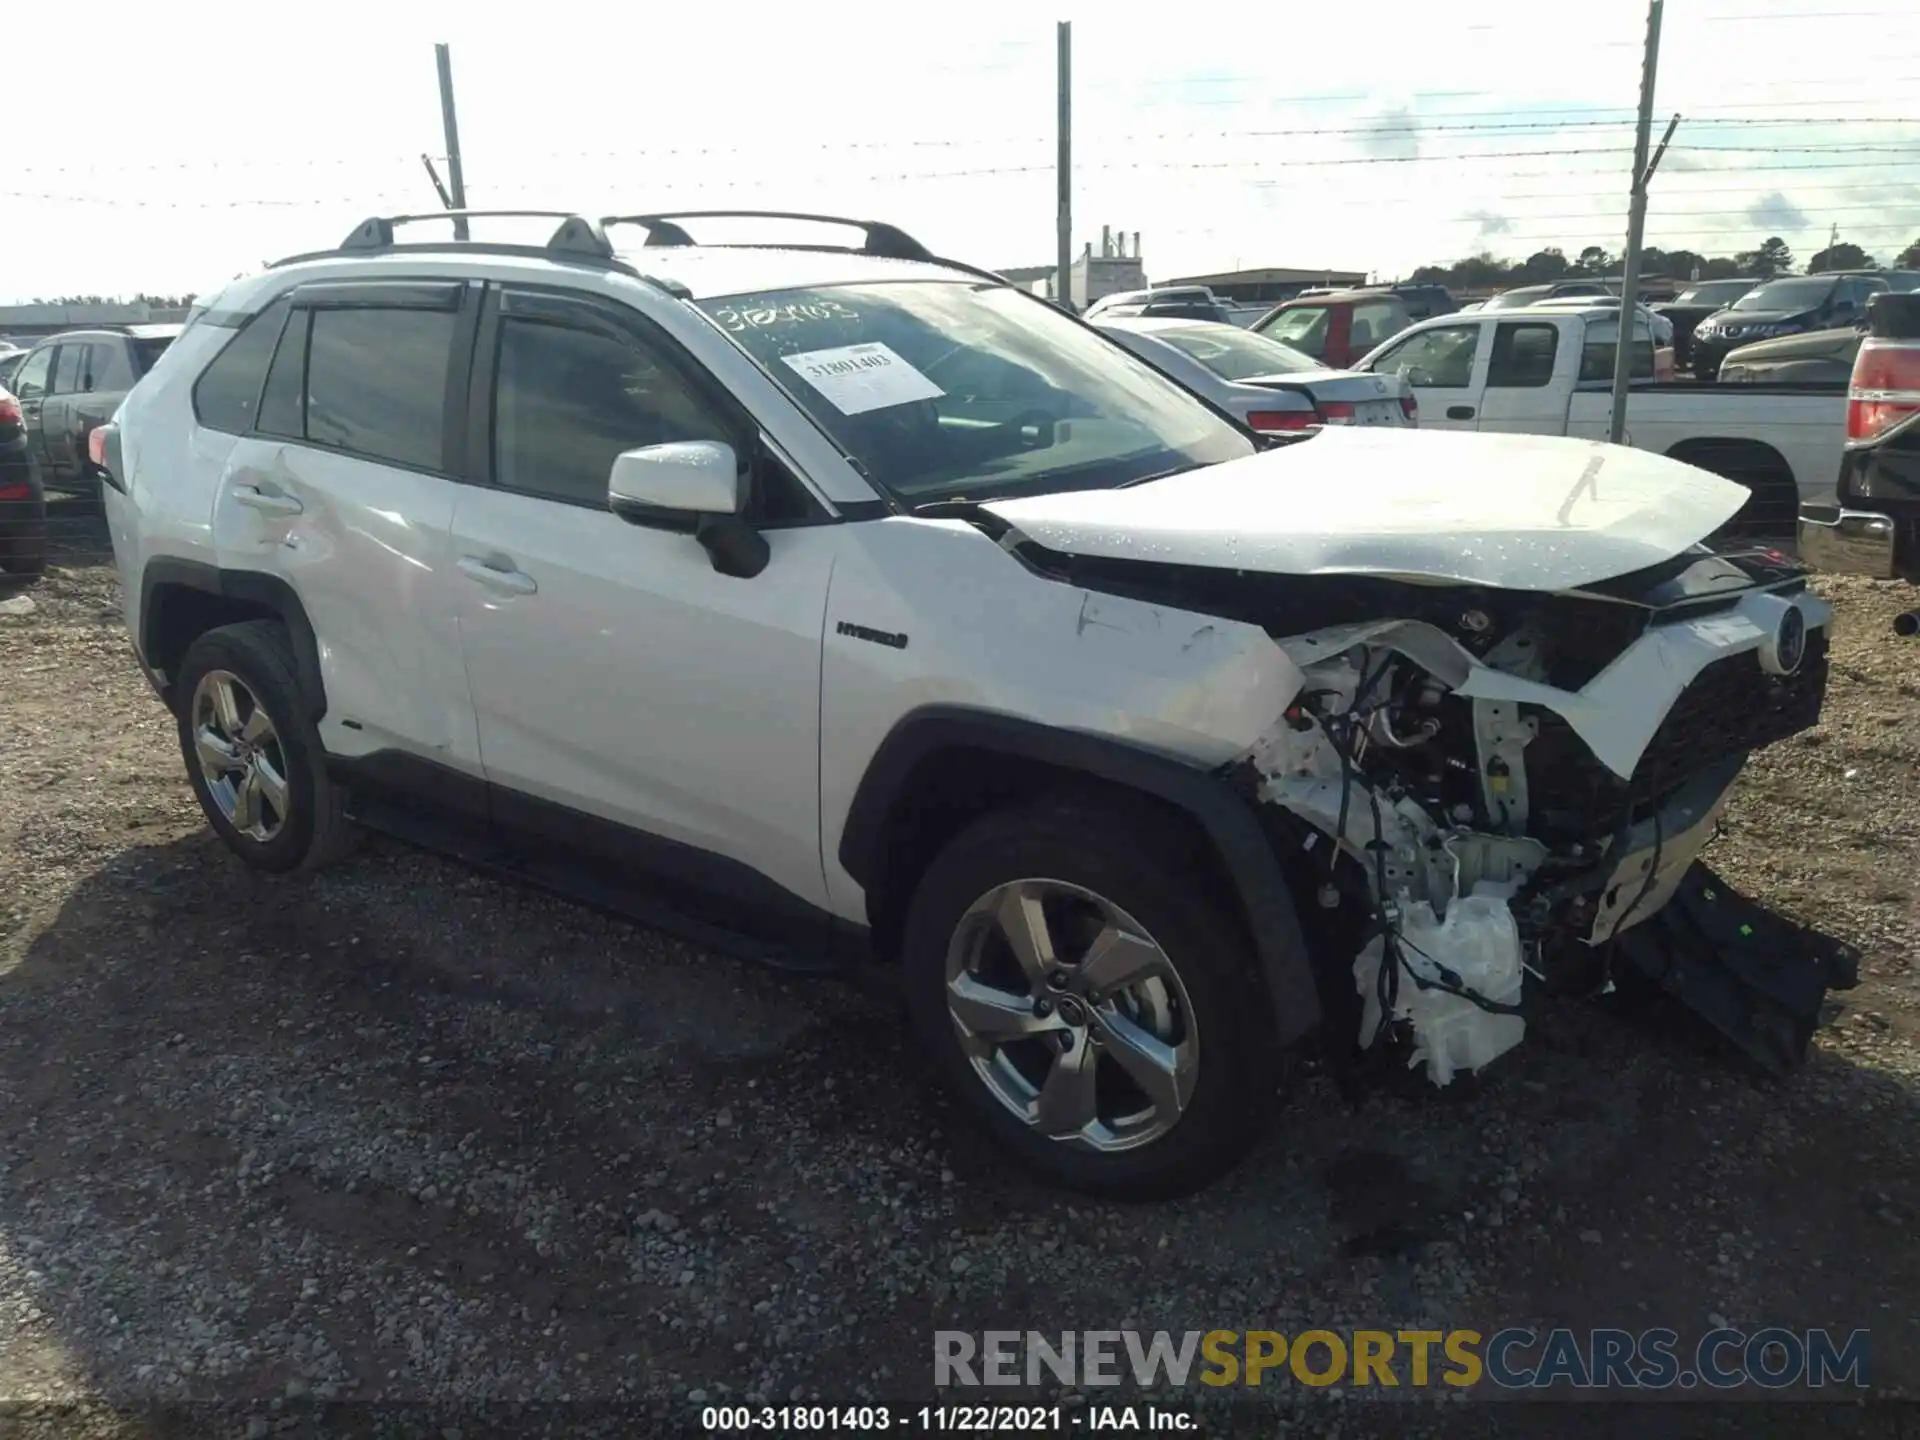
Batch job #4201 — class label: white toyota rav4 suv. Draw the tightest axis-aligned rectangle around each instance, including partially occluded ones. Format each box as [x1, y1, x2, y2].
[99, 210, 1852, 1198]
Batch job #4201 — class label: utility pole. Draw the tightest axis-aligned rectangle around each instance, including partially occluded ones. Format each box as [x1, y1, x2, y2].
[435, 43, 470, 240]
[1608, 0, 1664, 444]
[1055, 22, 1072, 311]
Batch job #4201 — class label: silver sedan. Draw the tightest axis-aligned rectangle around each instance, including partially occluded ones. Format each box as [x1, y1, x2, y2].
[1093, 316, 1419, 432]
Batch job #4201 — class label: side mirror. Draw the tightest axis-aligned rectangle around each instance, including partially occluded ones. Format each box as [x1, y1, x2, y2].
[609, 440, 742, 516]
[607, 440, 770, 580]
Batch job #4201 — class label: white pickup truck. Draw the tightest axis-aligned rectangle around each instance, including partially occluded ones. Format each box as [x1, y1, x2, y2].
[1355, 303, 1846, 536]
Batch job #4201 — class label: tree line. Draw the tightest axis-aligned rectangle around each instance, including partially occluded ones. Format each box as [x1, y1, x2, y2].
[1408, 236, 1920, 291]
[19, 293, 198, 307]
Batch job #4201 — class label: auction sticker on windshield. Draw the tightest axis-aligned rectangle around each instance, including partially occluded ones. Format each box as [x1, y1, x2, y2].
[780, 342, 945, 415]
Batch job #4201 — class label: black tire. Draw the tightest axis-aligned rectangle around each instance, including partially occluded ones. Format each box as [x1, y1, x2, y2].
[902, 794, 1276, 1200]
[173, 619, 356, 874]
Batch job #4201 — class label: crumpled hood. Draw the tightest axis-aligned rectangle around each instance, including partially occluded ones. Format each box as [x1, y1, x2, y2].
[982, 427, 1750, 592]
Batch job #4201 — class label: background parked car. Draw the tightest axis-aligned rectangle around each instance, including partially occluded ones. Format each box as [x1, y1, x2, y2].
[1689, 272, 1887, 379]
[7, 324, 180, 495]
[1657, 278, 1760, 369]
[1480, 280, 1612, 310]
[0, 348, 28, 390]
[1083, 286, 1236, 323]
[1093, 314, 1419, 431]
[1249, 289, 1412, 368]
[0, 384, 46, 592]
[1717, 323, 1865, 384]
[1382, 282, 1459, 320]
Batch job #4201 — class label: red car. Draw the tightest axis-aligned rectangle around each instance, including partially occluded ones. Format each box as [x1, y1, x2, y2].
[0, 384, 46, 591]
[1250, 290, 1412, 369]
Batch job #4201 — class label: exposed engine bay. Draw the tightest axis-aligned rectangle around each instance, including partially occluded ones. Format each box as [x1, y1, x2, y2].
[1012, 531, 1857, 1083]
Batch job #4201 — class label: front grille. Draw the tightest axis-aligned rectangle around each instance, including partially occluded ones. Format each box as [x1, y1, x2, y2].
[1525, 627, 1828, 840]
[1719, 471, 1804, 540]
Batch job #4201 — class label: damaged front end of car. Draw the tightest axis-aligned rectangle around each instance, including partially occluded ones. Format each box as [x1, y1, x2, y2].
[1221, 548, 1858, 1082]
[984, 428, 1860, 1083]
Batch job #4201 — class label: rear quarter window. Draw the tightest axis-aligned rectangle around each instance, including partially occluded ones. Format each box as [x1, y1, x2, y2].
[192, 299, 291, 435]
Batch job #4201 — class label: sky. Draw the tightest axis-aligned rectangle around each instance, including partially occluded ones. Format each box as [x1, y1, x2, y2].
[6, 0, 1920, 302]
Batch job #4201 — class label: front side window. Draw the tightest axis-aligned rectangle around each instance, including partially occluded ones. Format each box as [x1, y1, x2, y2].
[699, 282, 1252, 504]
[1486, 323, 1559, 387]
[12, 348, 53, 401]
[493, 315, 733, 507]
[303, 307, 455, 471]
[1256, 305, 1331, 359]
[1370, 324, 1481, 388]
[1152, 323, 1321, 380]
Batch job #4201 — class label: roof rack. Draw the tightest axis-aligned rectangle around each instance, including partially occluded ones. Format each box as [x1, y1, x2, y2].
[265, 207, 1007, 293]
[598, 210, 1009, 285]
[265, 210, 686, 289]
[601, 210, 935, 260]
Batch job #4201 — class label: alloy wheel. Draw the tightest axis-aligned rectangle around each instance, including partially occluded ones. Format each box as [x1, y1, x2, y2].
[943, 878, 1199, 1152]
[190, 669, 292, 843]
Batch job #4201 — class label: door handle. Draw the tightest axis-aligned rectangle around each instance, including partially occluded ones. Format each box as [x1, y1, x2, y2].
[457, 555, 538, 595]
[232, 483, 304, 516]
[1447, 405, 1476, 420]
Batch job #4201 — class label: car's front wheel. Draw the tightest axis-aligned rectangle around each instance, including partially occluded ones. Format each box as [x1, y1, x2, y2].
[173, 620, 355, 874]
[902, 796, 1275, 1200]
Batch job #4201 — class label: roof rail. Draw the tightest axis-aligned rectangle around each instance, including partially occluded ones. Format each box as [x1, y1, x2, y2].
[601, 211, 938, 261]
[265, 210, 694, 292]
[335, 210, 611, 257]
[597, 210, 1010, 285]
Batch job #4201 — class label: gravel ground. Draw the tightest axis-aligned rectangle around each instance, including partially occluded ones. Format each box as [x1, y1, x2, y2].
[2, 503, 1917, 1437]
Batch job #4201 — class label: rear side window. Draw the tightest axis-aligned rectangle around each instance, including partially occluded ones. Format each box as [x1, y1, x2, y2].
[1349, 300, 1408, 354]
[53, 346, 83, 395]
[193, 299, 290, 434]
[1578, 320, 1655, 382]
[1487, 323, 1558, 387]
[303, 307, 455, 471]
[132, 336, 175, 375]
[85, 342, 132, 391]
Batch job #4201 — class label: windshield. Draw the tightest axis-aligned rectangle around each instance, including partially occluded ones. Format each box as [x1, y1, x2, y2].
[1675, 280, 1753, 307]
[699, 282, 1253, 504]
[1152, 323, 1321, 379]
[1733, 278, 1834, 312]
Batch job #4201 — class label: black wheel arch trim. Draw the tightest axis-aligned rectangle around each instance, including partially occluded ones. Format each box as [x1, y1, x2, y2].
[839, 705, 1323, 1044]
[139, 558, 327, 721]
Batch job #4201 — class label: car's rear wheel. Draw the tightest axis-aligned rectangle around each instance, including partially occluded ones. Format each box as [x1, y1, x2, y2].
[174, 620, 355, 874]
[902, 796, 1274, 1199]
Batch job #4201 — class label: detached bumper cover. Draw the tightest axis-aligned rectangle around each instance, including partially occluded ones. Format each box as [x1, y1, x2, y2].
[1615, 862, 1860, 1074]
